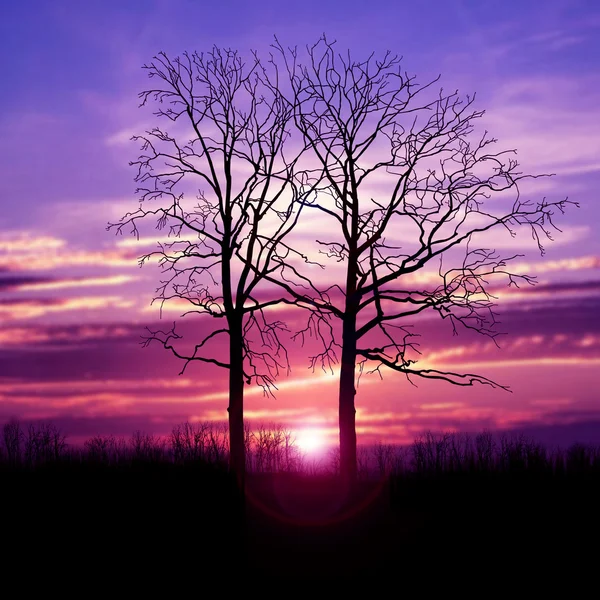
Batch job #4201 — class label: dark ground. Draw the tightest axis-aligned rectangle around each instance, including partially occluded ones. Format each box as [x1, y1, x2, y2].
[2, 464, 599, 586]
[245, 471, 600, 580]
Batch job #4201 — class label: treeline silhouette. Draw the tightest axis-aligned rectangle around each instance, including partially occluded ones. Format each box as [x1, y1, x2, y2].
[2, 419, 600, 476]
[1, 420, 304, 471]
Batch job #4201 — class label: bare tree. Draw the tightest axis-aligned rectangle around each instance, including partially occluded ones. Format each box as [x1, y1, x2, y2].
[109, 48, 315, 484]
[247, 422, 302, 472]
[265, 37, 575, 483]
[3, 420, 23, 465]
[130, 430, 166, 462]
[372, 440, 396, 477]
[23, 422, 67, 466]
[85, 434, 119, 464]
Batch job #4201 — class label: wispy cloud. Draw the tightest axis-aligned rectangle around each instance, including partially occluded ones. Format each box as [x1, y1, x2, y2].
[419, 402, 466, 411]
[0, 391, 220, 418]
[431, 356, 600, 371]
[201, 407, 314, 421]
[398, 255, 600, 287]
[0, 230, 141, 272]
[0, 377, 202, 395]
[420, 332, 600, 367]
[482, 75, 600, 176]
[115, 235, 199, 248]
[0, 323, 139, 346]
[0, 249, 137, 272]
[0, 274, 140, 292]
[0, 296, 135, 320]
[0, 233, 66, 252]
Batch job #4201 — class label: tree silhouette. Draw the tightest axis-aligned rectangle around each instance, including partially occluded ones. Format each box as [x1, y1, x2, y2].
[109, 48, 314, 486]
[263, 37, 576, 483]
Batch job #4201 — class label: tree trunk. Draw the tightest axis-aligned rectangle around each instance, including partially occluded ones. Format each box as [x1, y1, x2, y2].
[228, 318, 245, 491]
[339, 312, 358, 485]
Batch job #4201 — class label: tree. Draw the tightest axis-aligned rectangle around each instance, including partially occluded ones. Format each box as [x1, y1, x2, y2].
[3, 419, 23, 465]
[264, 37, 575, 483]
[109, 47, 313, 486]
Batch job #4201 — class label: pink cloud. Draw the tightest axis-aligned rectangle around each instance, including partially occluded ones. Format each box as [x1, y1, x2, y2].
[0, 296, 135, 321]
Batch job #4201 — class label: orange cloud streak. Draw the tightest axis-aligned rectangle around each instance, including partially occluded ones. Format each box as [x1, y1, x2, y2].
[430, 356, 600, 370]
[398, 255, 600, 287]
[0, 325, 134, 346]
[0, 232, 138, 270]
[0, 378, 202, 394]
[0, 297, 135, 320]
[15, 275, 140, 291]
[0, 233, 66, 252]
[0, 250, 137, 271]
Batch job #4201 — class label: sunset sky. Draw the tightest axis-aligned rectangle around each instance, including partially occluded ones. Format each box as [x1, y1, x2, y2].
[1, 0, 600, 450]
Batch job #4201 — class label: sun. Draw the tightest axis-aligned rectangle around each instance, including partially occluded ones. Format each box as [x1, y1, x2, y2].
[296, 428, 325, 453]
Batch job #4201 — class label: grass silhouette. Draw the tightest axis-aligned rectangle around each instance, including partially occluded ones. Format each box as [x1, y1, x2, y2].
[2, 421, 599, 582]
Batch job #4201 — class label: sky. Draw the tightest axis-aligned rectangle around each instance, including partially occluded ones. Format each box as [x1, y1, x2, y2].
[1, 0, 600, 451]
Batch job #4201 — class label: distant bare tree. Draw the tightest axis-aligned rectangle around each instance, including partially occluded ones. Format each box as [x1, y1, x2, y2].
[356, 446, 370, 479]
[85, 435, 118, 464]
[412, 431, 452, 474]
[109, 47, 317, 485]
[372, 441, 396, 477]
[328, 446, 341, 475]
[23, 422, 66, 466]
[475, 430, 496, 471]
[130, 430, 166, 462]
[448, 432, 474, 472]
[206, 422, 229, 464]
[253, 423, 282, 472]
[170, 422, 210, 463]
[3, 420, 23, 465]
[264, 36, 575, 483]
[282, 427, 300, 472]
[247, 422, 302, 472]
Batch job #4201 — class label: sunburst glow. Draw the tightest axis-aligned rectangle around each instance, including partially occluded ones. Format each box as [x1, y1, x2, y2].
[296, 428, 326, 453]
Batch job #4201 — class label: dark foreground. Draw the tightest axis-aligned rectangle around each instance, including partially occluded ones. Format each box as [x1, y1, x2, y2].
[2, 463, 599, 585]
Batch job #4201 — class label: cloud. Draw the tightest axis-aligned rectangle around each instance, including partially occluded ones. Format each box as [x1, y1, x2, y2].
[410, 330, 600, 372]
[115, 235, 200, 248]
[0, 230, 142, 272]
[0, 376, 223, 424]
[419, 402, 465, 411]
[345, 399, 600, 446]
[502, 420, 600, 447]
[201, 407, 314, 421]
[432, 356, 600, 371]
[450, 278, 600, 308]
[0, 391, 214, 412]
[0, 296, 135, 320]
[524, 30, 585, 51]
[469, 224, 589, 252]
[0, 274, 140, 292]
[0, 249, 138, 272]
[0, 377, 202, 396]
[519, 279, 600, 295]
[0, 415, 186, 441]
[481, 75, 600, 176]
[396, 255, 600, 288]
[105, 124, 147, 147]
[196, 368, 346, 403]
[0, 233, 66, 252]
[0, 323, 140, 347]
[0, 275, 54, 291]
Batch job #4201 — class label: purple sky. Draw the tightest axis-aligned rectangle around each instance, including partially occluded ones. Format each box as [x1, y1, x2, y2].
[1, 0, 600, 449]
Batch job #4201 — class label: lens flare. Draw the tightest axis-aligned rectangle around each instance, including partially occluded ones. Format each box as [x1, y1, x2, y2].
[296, 428, 325, 453]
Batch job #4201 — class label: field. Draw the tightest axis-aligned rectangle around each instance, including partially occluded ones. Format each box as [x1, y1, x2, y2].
[2, 423, 599, 584]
